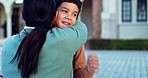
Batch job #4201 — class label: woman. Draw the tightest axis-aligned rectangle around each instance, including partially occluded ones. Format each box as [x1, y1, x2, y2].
[2, 0, 87, 78]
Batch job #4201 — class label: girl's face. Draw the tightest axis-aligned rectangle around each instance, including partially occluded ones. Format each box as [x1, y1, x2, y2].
[54, 2, 79, 28]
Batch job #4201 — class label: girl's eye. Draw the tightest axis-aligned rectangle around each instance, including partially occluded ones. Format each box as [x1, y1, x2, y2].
[61, 10, 68, 13]
[73, 13, 77, 17]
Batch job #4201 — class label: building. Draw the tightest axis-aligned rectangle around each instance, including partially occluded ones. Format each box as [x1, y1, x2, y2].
[0, 0, 24, 39]
[101, 0, 148, 39]
[82, 0, 148, 39]
[0, 0, 148, 40]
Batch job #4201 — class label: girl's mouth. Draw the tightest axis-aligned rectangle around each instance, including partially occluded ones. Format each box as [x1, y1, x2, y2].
[62, 21, 71, 27]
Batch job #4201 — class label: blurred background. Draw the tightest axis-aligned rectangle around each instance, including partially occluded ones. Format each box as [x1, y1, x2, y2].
[0, 0, 148, 49]
[0, 0, 148, 78]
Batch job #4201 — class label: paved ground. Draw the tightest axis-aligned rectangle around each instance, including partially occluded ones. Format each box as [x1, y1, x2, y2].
[0, 39, 148, 78]
[85, 50, 148, 78]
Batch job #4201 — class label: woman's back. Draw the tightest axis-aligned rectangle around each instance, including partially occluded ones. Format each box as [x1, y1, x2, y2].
[2, 21, 87, 78]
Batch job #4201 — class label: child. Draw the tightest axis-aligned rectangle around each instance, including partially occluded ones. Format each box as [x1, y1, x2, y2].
[54, 0, 99, 78]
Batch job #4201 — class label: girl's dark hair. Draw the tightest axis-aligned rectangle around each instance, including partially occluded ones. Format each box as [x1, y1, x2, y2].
[56, 0, 82, 19]
[10, 0, 56, 77]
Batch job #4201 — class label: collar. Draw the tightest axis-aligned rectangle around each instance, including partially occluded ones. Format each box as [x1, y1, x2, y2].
[24, 26, 35, 29]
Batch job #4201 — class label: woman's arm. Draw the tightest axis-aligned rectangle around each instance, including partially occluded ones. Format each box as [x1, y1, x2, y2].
[50, 20, 87, 52]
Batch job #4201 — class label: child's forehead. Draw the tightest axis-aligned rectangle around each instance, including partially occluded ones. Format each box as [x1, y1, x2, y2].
[58, 2, 79, 12]
[60, 2, 78, 7]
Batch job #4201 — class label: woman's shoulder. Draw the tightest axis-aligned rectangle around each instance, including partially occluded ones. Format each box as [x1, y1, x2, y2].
[2, 34, 21, 48]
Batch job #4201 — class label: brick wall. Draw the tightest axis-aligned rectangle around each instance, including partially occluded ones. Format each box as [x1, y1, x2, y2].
[92, 0, 102, 39]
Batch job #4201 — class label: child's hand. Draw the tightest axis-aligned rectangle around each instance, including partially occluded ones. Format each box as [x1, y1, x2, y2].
[86, 53, 99, 73]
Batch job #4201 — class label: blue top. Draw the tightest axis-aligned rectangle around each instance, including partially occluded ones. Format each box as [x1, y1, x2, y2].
[2, 20, 87, 78]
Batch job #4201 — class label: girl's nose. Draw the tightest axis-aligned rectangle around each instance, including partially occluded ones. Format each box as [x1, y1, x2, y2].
[65, 14, 72, 20]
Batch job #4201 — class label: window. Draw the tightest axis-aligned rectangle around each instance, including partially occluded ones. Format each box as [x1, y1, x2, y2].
[137, 0, 147, 22]
[122, 0, 132, 22]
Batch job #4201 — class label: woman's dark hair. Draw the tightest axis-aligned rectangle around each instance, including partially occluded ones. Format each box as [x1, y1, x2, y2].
[56, 0, 82, 19]
[10, 0, 57, 77]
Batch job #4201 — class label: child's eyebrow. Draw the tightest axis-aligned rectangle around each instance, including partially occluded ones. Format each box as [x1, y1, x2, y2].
[60, 7, 78, 13]
[59, 7, 69, 10]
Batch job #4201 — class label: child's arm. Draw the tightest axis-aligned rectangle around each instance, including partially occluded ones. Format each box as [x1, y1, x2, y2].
[73, 45, 99, 78]
[73, 45, 94, 78]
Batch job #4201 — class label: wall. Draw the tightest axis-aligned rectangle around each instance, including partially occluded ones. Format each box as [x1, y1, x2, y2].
[101, 0, 118, 39]
[81, 0, 93, 39]
[119, 24, 148, 39]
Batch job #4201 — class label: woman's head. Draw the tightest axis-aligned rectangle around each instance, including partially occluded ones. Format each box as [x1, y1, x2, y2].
[22, 0, 57, 28]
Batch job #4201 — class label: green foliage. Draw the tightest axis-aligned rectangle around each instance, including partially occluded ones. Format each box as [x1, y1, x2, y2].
[88, 39, 148, 50]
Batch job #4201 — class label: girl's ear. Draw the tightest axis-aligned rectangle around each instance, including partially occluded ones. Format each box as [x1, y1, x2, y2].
[51, 11, 59, 28]
[53, 11, 58, 23]
[55, 11, 58, 18]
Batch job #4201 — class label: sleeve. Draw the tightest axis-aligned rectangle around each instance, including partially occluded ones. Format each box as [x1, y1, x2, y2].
[53, 20, 88, 52]
[73, 45, 94, 78]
